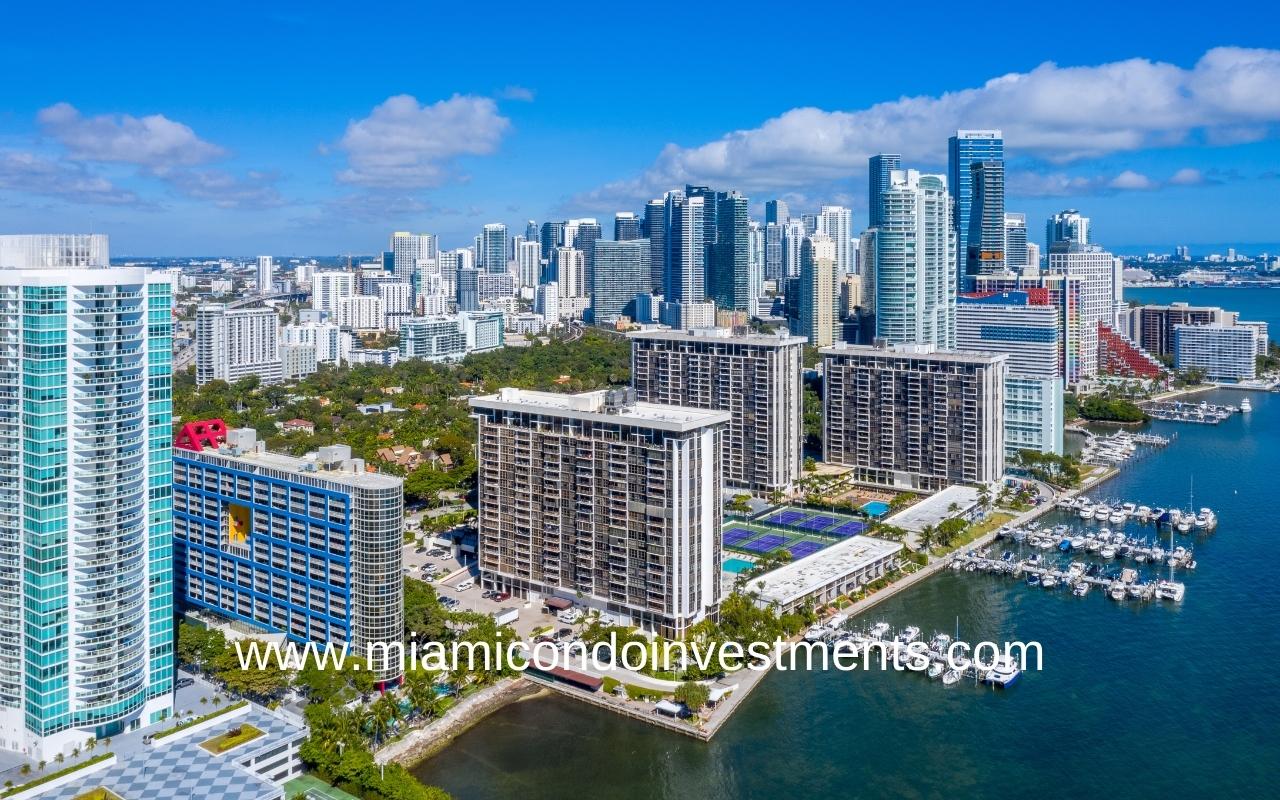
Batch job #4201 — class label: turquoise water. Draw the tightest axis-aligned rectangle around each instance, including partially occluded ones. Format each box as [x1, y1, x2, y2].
[1124, 286, 1280, 332]
[722, 558, 754, 574]
[862, 501, 890, 517]
[415, 383, 1280, 798]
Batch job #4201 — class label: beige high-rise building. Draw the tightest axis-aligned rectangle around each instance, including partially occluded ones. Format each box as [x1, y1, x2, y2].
[470, 388, 728, 636]
[630, 328, 806, 495]
[822, 342, 1007, 491]
[798, 233, 837, 346]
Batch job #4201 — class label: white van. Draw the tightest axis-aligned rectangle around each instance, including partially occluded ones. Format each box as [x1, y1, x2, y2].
[455, 579, 474, 592]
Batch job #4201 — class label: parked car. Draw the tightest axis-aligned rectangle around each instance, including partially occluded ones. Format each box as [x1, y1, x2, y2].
[493, 591, 510, 602]
[176, 677, 195, 689]
[455, 579, 474, 592]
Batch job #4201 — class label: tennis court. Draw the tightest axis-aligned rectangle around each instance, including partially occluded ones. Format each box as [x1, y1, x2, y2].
[722, 522, 834, 560]
[750, 505, 872, 538]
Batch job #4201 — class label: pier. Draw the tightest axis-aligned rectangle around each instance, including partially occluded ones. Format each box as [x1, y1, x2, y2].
[1141, 399, 1239, 424]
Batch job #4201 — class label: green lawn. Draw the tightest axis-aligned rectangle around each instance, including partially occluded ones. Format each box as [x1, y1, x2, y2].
[198, 723, 264, 754]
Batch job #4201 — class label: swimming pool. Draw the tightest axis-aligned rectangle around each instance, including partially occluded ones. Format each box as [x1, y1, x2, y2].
[722, 557, 755, 574]
[861, 500, 890, 517]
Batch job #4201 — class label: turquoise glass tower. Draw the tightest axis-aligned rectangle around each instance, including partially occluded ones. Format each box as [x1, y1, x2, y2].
[0, 234, 173, 760]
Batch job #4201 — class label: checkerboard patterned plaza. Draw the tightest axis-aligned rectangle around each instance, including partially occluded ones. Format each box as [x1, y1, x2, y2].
[42, 707, 306, 800]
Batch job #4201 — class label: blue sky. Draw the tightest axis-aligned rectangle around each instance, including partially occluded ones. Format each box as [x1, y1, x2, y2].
[2, 1, 1279, 255]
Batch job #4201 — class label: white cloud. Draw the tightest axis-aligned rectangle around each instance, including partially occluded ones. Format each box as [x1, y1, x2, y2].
[155, 167, 283, 209]
[1167, 167, 1206, 186]
[336, 94, 511, 188]
[1108, 170, 1156, 190]
[497, 85, 535, 102]
[0, 150, 140, 205]
[576, 46, 1280, 208]
[37, 102, 224, 167]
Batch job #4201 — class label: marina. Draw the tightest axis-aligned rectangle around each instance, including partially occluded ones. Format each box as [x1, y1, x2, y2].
[1077, 430, 1171, 466]
[1141, 399, 1240, 424]
[803, 619, 1025, 689]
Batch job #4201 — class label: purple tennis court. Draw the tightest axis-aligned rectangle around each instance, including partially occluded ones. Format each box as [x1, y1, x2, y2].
[796, 515, 838, 531]
[741, 534, 788, 554]
[724, 527, 756, 546]
[764, 510, 808, 526]
[830, 520, 868, 537]
[787, 541, 823, 559]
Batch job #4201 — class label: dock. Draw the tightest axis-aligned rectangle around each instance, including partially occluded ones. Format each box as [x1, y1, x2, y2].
[1140, 399, 1239, 424]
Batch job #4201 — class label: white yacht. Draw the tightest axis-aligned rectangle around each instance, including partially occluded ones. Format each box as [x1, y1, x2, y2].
[1137, 505, 1152, 522]
[983, 656, 1022, 688]
[869, 622, 891, 640]
[1109, 509, 1126, 525]
[942, 669, 962, 686]
[1073, 582, 1091, 597]
[896, 626, 921, 644]
[1041, 574, 1059, 589]
[1109, 585, 1127, 601]
[1070, 536, 1086, 549]
[1093, 505, 1112, 521]
[1176, 514, 1194, 533]
[1078, 504, 1096, 520]
[1101, 545, 1117, 559]
[804, 625, 826, 643]
[1157, 581, 1186, 602]
[927, 661, 945, 680]
[1241, 397, 1252, 413]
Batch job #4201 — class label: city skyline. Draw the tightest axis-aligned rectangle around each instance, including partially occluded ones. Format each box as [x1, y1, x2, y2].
[1, 4, 1279, 253]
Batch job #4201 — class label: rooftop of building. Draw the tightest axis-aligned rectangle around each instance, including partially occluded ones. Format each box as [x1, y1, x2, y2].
[820, 342, 1010, 365]
[176, 424, 401, 490]
[881, 485, 982, 533]
[40, 705, 304, 800]
[747, 536, 902, 607]
[470, 387, 731, 432]
[628, 327, 808, 347]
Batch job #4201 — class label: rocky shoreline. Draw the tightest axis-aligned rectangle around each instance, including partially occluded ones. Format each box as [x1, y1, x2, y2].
[376, 678, 546, 768]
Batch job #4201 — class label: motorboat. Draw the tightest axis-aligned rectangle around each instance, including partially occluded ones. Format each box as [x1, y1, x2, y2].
[1073, 582, 1090, 597]
[1137, 505, 1152, 522]
[1109, 585, 1127, 601]
[1093, 505, 1111, 521]
[804, 625, 827, 643]
[1121, 502, 1137, 516]
[1012, 529, 1027, 544]
[1109, 510, 1126, 525]
[942, 669, 962, 686]
[869, 622, 891, 640]
[1241, 397, 1252, 413]
[1078, 505, 1096, 520]
[927, 661, 946, 680]
[1085, 539, 1102, 553]
[1058, 538, 1072, 552]
[982, 656, 1022, 688]
[1127, 584, 1145, 599]
[1101, 545, 1117, 559]
[1041, 574, 1059, 589]
[1070, 536, 1086, 549]
[896, 626, 921, 644]
[1026, 572, 1041, 586]
[1176, 514, 1194, 534]
[1038, 537, 1055, 550]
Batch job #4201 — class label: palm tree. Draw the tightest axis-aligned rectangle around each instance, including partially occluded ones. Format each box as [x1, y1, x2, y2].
[19, 765, 30, 777]
[37, 760, 45, 773]
[101, 737, 111, 749]
[54, 753, 64, 766]
[72, 747, 81, 759]
[85, 737, 97, 753]
[919, 524, 937, 552]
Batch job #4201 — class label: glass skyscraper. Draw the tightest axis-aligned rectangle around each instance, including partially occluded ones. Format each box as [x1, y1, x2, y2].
[480, 223, 508, 274]
[947, 130, 1003, 288]
[708, 192, 750, 312]
[873, 171, 956, 349]
[867, 154, 902, 228]
[967, 160, 1006, 277]
[0, 234, 174, 759]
